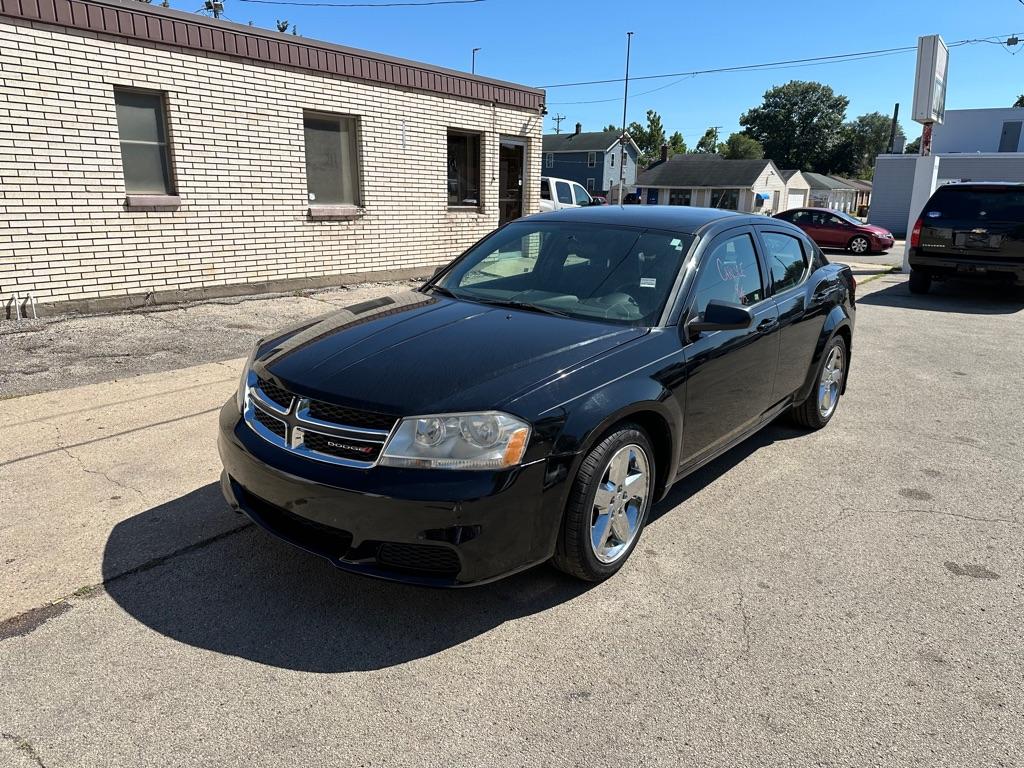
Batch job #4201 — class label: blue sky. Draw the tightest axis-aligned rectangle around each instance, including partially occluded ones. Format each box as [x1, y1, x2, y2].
[182, 0, 1023, 143]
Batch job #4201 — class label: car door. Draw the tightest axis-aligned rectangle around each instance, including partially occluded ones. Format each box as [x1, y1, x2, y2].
[755, 227, 825, 400]
[821, 213, 851, 247]
[571, 183, 592, 207]
[555, 180, 574, 209]
[679, 228, 781, 468]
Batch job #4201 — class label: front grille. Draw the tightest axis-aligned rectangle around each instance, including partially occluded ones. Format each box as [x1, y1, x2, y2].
[376, 542, 461, 576]
[307, 400, 396, 431]
[301, 431, 383, 462]
[252, 405, 287, 439]
[257, 377, 293, 410]
[243, 375, 397, 467]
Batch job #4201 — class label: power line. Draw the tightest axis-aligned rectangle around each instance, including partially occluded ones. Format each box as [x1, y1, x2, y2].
[236, 0, 483, 6]
[539, 34, 1023, 91]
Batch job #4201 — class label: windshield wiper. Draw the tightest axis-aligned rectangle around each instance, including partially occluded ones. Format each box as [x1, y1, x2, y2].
[472, 297, 572, 318]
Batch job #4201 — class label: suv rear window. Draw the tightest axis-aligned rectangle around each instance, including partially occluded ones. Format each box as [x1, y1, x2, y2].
[924, 186, 1024, 222]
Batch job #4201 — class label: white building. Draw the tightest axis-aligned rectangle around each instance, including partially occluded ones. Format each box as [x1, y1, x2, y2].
[0, 0, 544, 315]
[870, 108, 1024, 235]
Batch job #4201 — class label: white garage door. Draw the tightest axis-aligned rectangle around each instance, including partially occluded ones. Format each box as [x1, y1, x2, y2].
[786, 192, 805, 210]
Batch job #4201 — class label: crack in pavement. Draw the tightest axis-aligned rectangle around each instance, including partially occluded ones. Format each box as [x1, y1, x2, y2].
[1, 733, 46, 767]
[736, 586, 752, 656]
[820, 505, 1020, 530]
[50, 422, 151, 506]
[0, 522, 253, 641]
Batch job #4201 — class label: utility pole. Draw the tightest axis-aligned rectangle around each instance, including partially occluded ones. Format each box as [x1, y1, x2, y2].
[886, 102, 900, 154]
[204, 0, 223, 18]
[552, 114, 566, 134]
[617, 31, 633, 204]
[471, 47, 481, 74]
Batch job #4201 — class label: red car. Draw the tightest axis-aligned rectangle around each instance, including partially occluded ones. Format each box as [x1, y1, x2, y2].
[774, 207, 894, 255]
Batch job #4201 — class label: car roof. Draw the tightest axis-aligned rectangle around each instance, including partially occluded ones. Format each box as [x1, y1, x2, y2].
[526, 205, 758, 234]
[784, 207, 850, 214]
[933, 181, 1024, 189]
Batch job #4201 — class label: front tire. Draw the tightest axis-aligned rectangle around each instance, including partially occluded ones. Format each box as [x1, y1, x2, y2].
[848, 235, 871, 255]
[791, 336, 847, 430]
[908, 268, 931, 294]
[552, 425, 654, 582]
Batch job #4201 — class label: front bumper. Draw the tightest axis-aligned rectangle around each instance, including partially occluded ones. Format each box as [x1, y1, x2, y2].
[217, 400, 573, 586]
[909, 251, 1024, 284]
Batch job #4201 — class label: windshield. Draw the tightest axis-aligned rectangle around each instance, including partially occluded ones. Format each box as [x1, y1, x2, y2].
[436, 222, 694, 326]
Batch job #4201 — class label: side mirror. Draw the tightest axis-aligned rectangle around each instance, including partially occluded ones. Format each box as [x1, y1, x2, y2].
[685, 300, 753, 341]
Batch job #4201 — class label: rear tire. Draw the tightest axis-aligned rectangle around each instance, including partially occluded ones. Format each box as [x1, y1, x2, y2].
[848, 235, 871, 255]
[909, 268, 931, 294]
[552, 425, 654, 582]
[791, 335, 847, 430]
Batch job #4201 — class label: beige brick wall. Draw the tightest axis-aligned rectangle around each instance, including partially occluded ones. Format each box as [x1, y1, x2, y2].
[0, 19, 543, 306]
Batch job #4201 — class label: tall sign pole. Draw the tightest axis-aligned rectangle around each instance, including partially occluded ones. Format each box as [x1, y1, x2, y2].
[904, 34, 948, 272]
[618, 31, 633, 204]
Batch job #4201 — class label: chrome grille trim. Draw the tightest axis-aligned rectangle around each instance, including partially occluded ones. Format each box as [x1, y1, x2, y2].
[242, 372, 399, 469]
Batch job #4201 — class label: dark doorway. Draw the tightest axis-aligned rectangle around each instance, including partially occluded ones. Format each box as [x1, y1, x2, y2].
[499, 139, 525, 224]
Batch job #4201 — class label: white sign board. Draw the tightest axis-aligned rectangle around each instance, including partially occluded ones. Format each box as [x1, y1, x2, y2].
[912, 34, 948, 124]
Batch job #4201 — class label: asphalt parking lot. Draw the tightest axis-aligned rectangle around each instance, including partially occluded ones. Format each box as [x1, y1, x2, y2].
[1, 269, 1022, 767]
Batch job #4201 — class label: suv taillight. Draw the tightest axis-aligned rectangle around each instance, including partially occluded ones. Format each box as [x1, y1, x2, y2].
[910, 218, 923, 249]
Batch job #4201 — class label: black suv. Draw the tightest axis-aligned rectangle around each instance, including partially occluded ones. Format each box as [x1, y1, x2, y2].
[907, 182, 1024, 294]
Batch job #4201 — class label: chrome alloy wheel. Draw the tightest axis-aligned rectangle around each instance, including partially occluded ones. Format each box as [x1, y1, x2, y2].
[818, 345, 845, 419]
[850, 236, 869, 254]
[590, 444, 651, 564]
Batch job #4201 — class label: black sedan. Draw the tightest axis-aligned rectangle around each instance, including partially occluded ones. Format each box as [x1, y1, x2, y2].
[218, 206, 856, 586]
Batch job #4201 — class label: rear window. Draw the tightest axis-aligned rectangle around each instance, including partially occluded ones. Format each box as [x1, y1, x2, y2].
[924, 186, 1024, 221]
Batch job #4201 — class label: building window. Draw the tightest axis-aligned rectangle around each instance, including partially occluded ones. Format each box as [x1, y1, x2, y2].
[113, 88, 174, 195]
[587, 151, 596, 168]
[710, 188, 740, 210]
[448, 130, 481, 207]
[668, 188, 692, 206]
[303, 113, 360, 206]
[545, 152, 554, 169]
[610, 153, 615, 167]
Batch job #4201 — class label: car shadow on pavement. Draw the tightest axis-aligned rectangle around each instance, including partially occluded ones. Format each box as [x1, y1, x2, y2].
[101, 485, 593, 673]
[858, 280, 1024, 315]
[101, 421, 803, 673]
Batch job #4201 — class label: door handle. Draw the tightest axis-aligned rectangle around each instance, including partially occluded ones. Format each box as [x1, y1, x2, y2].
[757, 317, 778, 332]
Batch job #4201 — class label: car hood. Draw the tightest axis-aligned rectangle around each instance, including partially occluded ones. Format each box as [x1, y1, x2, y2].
[257, 291, 646, 416]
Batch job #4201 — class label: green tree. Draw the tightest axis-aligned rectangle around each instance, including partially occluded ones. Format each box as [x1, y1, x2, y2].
[667, 131, 687, 156]
[626, 110, 668, 166]
[904, 135, 921, 154]
[739, 80, 849, 170]
[718, 132, 764, 159]
[603, 123, 619, 131]
[693, 126, 719, 154]
[826, 112, 902, 178]
[1015, 94, 1024, 108]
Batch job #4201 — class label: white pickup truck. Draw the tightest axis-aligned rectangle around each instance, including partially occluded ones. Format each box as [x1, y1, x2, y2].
[539, 176, 594, 212]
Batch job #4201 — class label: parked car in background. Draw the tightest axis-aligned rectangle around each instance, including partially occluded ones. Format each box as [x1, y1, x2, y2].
[906, 182, 1024, 294]
[622, 192, 640, 205]
[539, 176, 593, 212]
[589, 194, 608, 205]
[220, 207, 855, 586]
[775, 207, 894, 255]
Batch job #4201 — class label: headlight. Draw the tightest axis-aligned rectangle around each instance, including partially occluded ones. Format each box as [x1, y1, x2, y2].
[379, 411, 531, 470]
[235, 345, 258, 413]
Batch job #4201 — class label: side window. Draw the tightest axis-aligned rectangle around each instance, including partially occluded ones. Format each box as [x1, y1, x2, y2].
[540, 181, 551, 200]
[114, 88, 175, 195]
[762, 232, 808, 292]
[827, 214, 846, 227]
[690, 233, 764, 317]
[447, 130, 481, 207]
[587, 151, 596, 168]
[303, 112, 361, 205]
[572, 184, 592, 206]
[556, 181, 573, 205]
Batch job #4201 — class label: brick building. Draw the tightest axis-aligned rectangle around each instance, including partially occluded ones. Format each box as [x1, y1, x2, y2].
[0, 0, 545, 314]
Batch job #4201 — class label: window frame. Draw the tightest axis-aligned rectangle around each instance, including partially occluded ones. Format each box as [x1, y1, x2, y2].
[586, 178, 595, 193]
[755, 227, 810, 295]
[676, 226, 769, 326]
[668, 188, 692, 206]
[303, 110, 363, 209]
[587, 151, 596, 168]
[447, 129, 483, 210]
[113, 86, 177, 198]
[545, 152, 554, 169]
